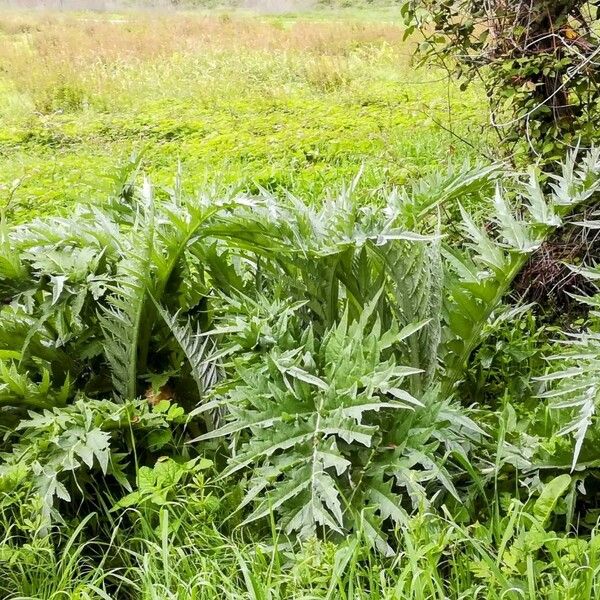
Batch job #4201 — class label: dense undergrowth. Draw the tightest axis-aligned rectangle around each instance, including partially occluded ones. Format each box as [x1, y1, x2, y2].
[4, 6, 600, 600]
[2, 148, 600, 598]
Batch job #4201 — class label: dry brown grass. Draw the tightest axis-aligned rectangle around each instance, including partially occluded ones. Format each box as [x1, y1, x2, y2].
[0, 11, 411, 112]
[0, 11, 406, 60]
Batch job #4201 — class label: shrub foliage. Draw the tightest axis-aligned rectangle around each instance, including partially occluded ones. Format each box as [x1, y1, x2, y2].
[1, 152, 600, 551]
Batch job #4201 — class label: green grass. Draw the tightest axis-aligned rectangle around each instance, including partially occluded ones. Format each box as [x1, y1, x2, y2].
[4, 502, 600, 600]
[0, 10, 487, 221]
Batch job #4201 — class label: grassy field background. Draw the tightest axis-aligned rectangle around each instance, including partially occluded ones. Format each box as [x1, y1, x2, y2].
[0, 9, 488, 220]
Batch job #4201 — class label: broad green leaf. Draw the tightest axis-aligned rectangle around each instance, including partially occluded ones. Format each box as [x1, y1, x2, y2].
[533, 475, 571, 527]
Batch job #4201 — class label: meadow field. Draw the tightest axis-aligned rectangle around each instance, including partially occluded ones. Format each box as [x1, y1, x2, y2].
[3, 4, 600, 600]
[0, 9, 486, 219]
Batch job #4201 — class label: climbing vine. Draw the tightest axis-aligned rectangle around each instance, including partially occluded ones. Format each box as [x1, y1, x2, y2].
[402, 1, 600, 164]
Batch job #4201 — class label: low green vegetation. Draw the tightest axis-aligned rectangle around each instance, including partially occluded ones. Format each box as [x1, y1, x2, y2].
[3, 6, 600, 600]
[0, 11, 485, 221]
